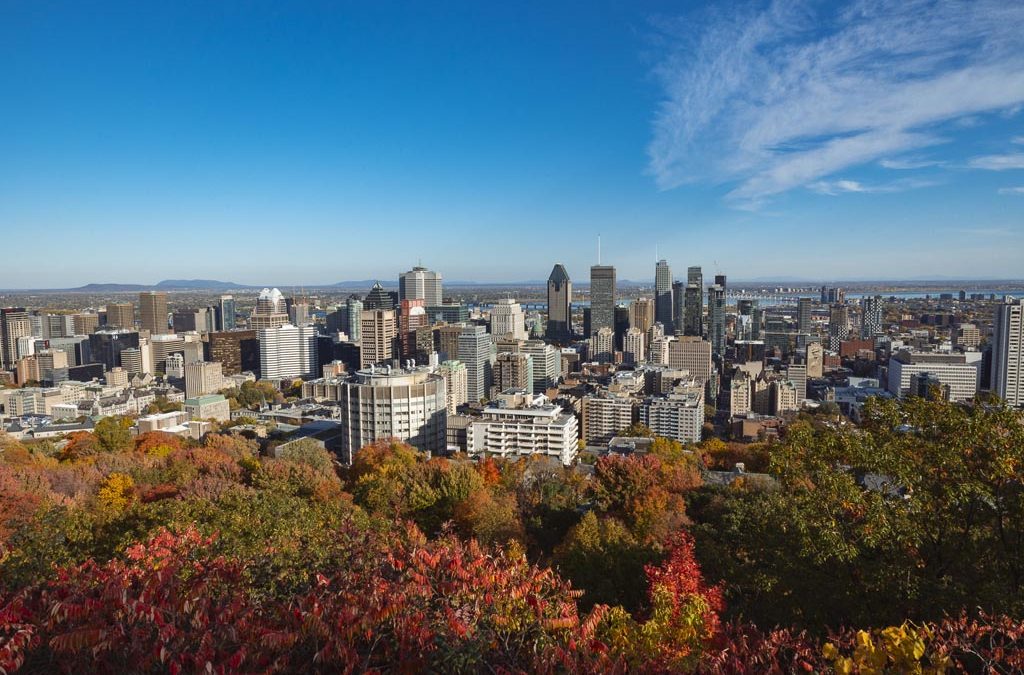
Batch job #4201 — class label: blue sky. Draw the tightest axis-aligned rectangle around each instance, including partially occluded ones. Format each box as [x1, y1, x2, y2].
[1, 0, 1023, 288]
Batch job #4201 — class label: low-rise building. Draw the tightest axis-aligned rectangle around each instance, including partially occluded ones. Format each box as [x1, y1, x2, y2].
[183, 394, 231, 422]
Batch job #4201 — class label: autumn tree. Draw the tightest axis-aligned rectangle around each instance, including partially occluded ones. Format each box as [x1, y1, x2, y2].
[92, 416, 133, 454]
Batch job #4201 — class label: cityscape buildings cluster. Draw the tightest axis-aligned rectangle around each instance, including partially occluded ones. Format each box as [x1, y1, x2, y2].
[2, 260, 1022, 467]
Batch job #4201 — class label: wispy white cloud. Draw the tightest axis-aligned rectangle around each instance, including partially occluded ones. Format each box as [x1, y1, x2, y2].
[647, 0, 1024, 205]
[878, 156, 946, 170]
[968, 153, 1024, 170]
[998, 186, 1024, 195]
[808, 177, 938, 195]
[1011, 136, 1024, 144]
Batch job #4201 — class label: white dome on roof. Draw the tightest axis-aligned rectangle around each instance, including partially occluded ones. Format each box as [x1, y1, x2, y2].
[410, 306, 427, 316]
[258, 287, 284, 302]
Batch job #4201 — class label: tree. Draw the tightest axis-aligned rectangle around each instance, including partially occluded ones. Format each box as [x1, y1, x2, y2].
[96, 473, 135, 510]
[133, 431, 184, 457]
[143, 396, 182, 414]
[555, 512, 659, 611]
[688, 397, 1024, 631]
[619, 422, 653, 438]
[92, 417, 133, 454]
[453, 488, 524, 546]
[276, 438, 334, 475]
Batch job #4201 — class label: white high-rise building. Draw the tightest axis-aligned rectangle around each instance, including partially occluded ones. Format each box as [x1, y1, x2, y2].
[992, 298, 1023, 408]
[259, 324, 318, 380]
[490, 298, 527, 340]
[399, 266, 443, 306]
[338, 367, 447, 462]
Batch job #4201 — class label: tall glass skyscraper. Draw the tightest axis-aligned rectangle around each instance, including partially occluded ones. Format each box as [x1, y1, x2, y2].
[216, 295, 236, 331]
[589, 265, 616, 336]
[654, 259, 674, 334]
[709, 282, 726, 355]
[546, 263, 572, 341]
[684, 266, 703, 337]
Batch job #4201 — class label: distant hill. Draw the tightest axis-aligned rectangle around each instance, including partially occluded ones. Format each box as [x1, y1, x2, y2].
[154, 279, 252, 290]
[58, 280, 252, 292]
[67, 283, 152, 292]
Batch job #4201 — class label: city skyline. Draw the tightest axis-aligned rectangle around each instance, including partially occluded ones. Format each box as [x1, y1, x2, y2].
[3, 0, 1024, 287]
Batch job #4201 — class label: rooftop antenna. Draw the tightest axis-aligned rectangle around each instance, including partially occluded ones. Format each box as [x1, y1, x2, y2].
[656, 244, 659, 263]
[598, 234, 602, 265]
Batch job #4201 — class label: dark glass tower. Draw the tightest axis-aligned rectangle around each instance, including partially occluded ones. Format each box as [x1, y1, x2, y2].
[546, 263, 572, 341]
[654, 259, 674, 334]
[589, 265, 616, 336]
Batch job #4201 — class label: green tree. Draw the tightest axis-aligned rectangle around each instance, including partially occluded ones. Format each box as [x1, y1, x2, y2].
[688, 397, 1024, 632]
[93, 416, 133, 453]
[555, 511, 659, 611]
[277, 438, 334, 475]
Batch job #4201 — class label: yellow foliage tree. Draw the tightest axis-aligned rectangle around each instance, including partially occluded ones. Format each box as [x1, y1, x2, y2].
[824, 622, 950, 675]
[97, 472, 136, 510]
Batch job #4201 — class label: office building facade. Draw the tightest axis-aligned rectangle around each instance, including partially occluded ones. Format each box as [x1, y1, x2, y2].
[546, 263, 572, 341]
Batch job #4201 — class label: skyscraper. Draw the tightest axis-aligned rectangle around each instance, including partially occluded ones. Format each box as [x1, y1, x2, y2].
[364, 282, 397, 310]
[797, 297, 813, 335]
[0, 308, 32, 369]
[708, 284, 726, 355]
[628, 298, 655, 334]
[398, 299, 429, 360]
[259, 324, 318, 380]
[398, 266, 443, 306]
[991, 298, 1023, 408]
[437, 360, 468, 414]
[490, 298, 527, 340]
[250, 288, 289, 330]
[360, 309, 397, 368]
[589, 326, 614, 363]
[106, 302, 135, 330]
[495, 352, 533, 394]
[684, 266, 703, 337]
[654, 259, 674, 334]
[139, 291, 169, 335]
[623, 328, 645, 364]
[72, 313, 99, 335]
[829, 303, 850, 350]
[208, 330, 260, 376]
[216, 295, 236, 331]
[672, 281, 685, 335]
[287, 296, 312, 326]
[546, 264, 572, 341]
[589, 265, 616, 335]
[860, 296, 883, 339]
[459, 324, 493, 403]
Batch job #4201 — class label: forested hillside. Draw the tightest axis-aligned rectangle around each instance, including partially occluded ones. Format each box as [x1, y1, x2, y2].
[1, 397, 1022, 672]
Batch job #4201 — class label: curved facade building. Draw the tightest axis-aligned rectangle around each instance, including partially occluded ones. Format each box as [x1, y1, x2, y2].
[336, 367, 447, 462]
